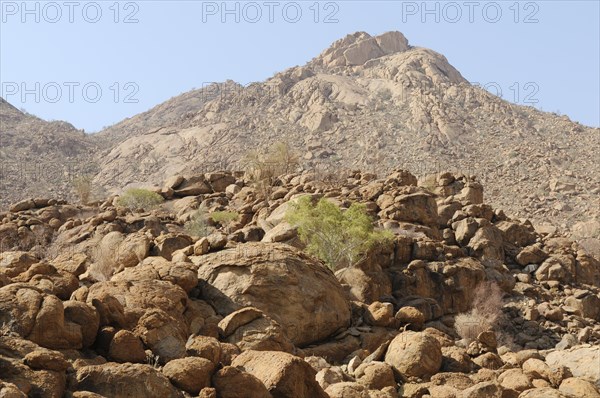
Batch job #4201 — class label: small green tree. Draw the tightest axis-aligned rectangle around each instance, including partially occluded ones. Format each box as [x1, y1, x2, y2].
[286, 197, 393, 271]
[116, 188, 164, 211]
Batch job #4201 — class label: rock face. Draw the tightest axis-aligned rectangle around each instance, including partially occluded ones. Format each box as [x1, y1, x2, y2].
[198, 243, 351, 346]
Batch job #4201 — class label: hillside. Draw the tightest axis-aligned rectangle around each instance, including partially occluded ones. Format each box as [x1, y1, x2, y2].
[0, 98, 99, 204]
[91, 31, 600, 247]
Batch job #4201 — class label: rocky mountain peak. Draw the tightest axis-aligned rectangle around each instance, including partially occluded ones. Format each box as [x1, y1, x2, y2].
[311, 31, 410, 69]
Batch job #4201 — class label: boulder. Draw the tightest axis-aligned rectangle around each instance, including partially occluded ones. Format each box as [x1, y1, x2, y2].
[75, 363, 183, 398]
[559, 377, 600, 397]
[384, 331, 442, 378]
[198, 243, 351, 346]
[108, 330, 146, 363]
[232, 350, 328, 398]
[545, 346, 600, 388]
[0, 284, 83, 349]
[162, 357, 215, 395]
[0, 251, 37, 277]
[212, 366, 272, 398]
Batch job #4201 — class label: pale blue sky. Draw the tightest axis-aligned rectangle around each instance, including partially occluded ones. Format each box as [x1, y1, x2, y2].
[1, 0, 599, 131]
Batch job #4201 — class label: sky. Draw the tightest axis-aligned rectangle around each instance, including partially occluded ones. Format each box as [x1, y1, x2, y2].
[1, 0, 599, 132]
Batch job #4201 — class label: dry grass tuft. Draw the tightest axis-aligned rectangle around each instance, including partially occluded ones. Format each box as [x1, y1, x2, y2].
[455, 281, 504, 342]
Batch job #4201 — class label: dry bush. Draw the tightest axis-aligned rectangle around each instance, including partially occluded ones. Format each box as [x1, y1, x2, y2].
[184, 209, 212, 238]
[312, 166, 350, 190]
[87, 235, 121, 282]
[72, 176, 93, 204]
[242, 141, 299, 198]
[87, 255, 115, 282]
[455, 281, 504, 342]
[418, 174, 439, 194]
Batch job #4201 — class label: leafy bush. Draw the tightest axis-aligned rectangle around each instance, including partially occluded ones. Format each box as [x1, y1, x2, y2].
[116, 188, 164, 211]
[184, 209, 211, 238]
[210, 210, 239, 224]
[455, 281, 504, 342]
[286, 196, 393, 271]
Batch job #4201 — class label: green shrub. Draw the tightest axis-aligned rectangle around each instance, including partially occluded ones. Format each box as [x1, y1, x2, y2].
[184, 209, 211, 238]
[210, 210, 240, 224]
[286, 197, 393, 271]
[116, 188, 164, 211]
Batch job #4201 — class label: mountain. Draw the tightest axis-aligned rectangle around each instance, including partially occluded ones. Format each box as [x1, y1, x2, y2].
[0, 98, 99, 205]
[92, 31, 600, 246]
[1, 31, 598, 249]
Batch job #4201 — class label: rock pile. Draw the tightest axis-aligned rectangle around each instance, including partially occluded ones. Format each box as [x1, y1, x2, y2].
[0, 168, 599, 397]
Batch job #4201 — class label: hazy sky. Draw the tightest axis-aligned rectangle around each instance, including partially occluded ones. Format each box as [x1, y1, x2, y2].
[1, 0, 599, 131]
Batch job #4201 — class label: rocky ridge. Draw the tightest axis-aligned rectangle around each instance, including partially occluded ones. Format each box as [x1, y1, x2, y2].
[1, 167, 599, 397]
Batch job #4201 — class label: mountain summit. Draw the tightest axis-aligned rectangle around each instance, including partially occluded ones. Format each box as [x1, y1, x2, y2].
[310, 31, 411, 68]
